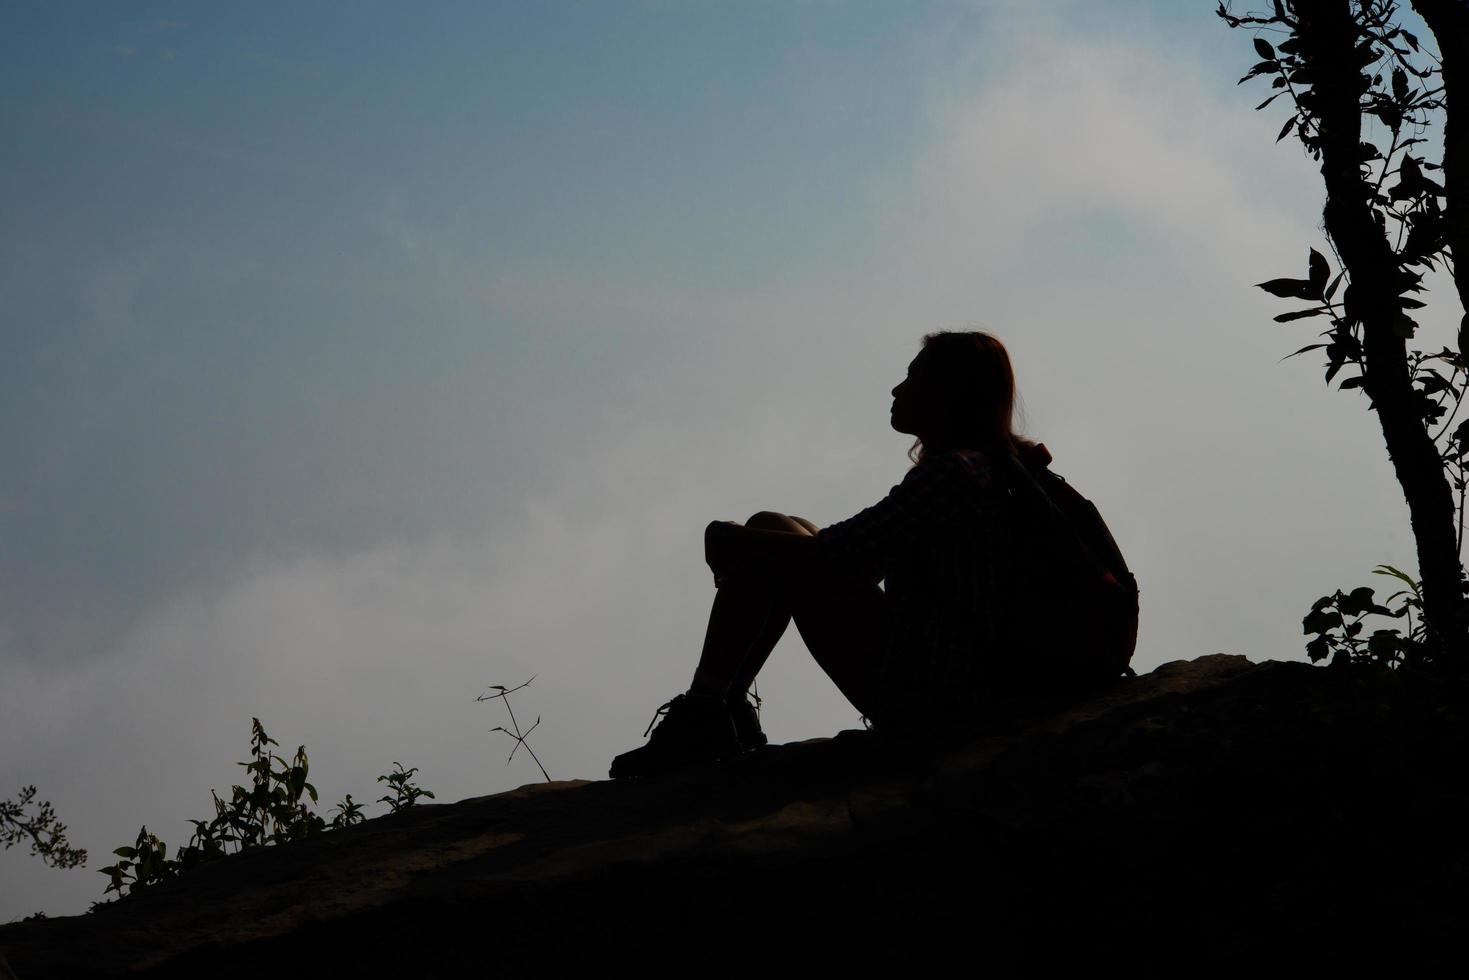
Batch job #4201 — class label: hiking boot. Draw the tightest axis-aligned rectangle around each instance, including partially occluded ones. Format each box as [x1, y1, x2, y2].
[608, 693, 743, 779]
[727, 694, 767, 752]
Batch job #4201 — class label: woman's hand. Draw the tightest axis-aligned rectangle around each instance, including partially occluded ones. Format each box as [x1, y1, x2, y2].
[704, 520, 743, 585]
[705, 517, 820, 588]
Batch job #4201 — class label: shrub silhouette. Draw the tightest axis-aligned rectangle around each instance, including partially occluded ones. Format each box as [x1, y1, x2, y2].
[377, 763, 436, 812]
[98, 718, 433, 901]
[1, 786, 86, 870]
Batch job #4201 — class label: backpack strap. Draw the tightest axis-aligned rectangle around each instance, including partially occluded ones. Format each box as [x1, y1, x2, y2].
[1003, 453, 1117, 585]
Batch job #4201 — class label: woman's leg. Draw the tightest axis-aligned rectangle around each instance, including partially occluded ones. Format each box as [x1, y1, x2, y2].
[689, 512, 807, 699]
[789, 578, 887, 722]
[611, 512, 887, 777]
[691, 511, 887, 720]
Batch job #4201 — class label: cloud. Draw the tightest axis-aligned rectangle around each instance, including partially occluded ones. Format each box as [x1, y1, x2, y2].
[879, 9, 1320, 292]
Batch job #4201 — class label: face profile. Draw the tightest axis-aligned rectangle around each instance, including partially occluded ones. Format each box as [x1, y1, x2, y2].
[889, 352, 938, 437]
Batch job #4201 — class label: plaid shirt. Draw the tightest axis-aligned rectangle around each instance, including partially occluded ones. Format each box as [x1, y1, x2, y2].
[816, 448, 1026, 719]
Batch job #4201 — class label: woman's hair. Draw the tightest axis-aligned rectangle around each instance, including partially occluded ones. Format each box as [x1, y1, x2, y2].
[908, 330, 1037, 464]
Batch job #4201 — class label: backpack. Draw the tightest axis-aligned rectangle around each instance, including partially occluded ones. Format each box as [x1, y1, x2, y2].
[1001, 446, 1140, 690]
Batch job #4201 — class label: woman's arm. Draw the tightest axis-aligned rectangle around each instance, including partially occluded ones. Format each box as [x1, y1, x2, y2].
[815, 451, 998, 583]
[705, 521, 820, 586]
[705, 452, 998, 588]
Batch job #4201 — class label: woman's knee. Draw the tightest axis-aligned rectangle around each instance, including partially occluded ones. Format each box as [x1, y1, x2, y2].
[745, 511, 818, 535]
[789, 515, 820, 535]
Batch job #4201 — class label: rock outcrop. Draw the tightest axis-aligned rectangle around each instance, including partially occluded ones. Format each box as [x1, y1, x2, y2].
[4, 654, 1468, 977]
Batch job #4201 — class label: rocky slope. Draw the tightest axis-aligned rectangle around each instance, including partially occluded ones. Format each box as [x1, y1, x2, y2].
[4, 654, 1468, 977]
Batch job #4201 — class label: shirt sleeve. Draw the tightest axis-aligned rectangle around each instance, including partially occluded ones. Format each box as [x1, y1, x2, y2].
[815, 451, 996, 583]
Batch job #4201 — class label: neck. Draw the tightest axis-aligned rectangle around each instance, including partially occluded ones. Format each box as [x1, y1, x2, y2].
[918, 431, 1010, 458]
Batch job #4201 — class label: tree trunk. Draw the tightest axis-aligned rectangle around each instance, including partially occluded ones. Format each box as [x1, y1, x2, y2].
[1297, 0, 1467, 667]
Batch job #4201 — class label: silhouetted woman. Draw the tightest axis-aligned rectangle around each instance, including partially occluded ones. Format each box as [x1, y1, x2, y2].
[610, 331, 1052, 778]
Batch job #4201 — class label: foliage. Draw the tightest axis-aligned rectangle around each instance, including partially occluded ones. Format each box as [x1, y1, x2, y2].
[98, 826, 173, 898]
[1220, 0, 1469, 666]
[1, 785, 87, 869]
[1302, 565, 1432, 668]
[477, 677, 552, 782]
[330, 794, 367, 829]
[98, 718, 432, 901]
[376, 763, 436, 812]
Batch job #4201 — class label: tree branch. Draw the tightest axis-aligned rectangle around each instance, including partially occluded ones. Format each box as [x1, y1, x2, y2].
[1410, 0, 1469, 339]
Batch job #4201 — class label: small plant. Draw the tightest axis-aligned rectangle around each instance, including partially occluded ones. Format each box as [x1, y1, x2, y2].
[1, 785, 87, 869]
[329, 794, 367, 829]
[99, 826, 174, 897]
[376, 763, 436, 812]
[477, 677, 551, 782]
[98, 717, 432, 901]
[210, 719, 327, 850]
[1303, 564, 1436, 669]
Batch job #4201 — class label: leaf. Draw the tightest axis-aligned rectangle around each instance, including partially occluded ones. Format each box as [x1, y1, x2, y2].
[1392, 67, 1409, 102]
[1280, 343, 1327, 361]
[1402, 31, 1419, 52]
[1308, 249, 1329, 295]
[1418, 371, 1451, 395]
[1303, 608, 1343, 634]
[1238, 60, 1278, 84]
[1324, 272, 1344, 301]
[1390, 156, 1425, 201]
[1453, 419, 1469, 454]
[1277, 115, 1298, 142]
[1367, 631, 1400, 659]
[1373, 103, 1403, 132]
[1394, 312, 1419, 338]
[1254, 37, 1276, 60]
[1306, 635, 1331, 663]
[1339, 376, 1365, 390]
[1255, 92, 1284, 110]
[1257, 277, 1315, 298]
[1372, 564, 1421, 595]
[1274, 309, 1326, 322]
[1238, 68, 1262, 84]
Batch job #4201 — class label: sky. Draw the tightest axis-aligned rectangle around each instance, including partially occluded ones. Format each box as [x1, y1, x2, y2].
[1, 0, 1456, 919]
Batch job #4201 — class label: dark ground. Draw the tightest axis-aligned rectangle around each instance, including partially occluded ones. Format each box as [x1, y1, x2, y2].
[4, 654, 1468, 977]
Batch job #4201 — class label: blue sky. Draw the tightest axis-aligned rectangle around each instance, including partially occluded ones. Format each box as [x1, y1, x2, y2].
[1, 1, 1453, 918]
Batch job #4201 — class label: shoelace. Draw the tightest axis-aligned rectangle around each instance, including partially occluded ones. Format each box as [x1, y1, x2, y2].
[642, 697, 679, 738]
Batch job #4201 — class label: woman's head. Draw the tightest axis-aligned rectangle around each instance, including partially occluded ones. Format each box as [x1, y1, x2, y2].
[890, 330, 1033, 462]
